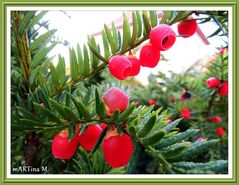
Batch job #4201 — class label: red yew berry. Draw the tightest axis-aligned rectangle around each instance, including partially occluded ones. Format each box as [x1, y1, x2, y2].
[196, 137, 205, 142]
[206, 77, 220, 88]
[208, 116, 222, 123]
[149, 24, 176, 51]
[127, 55, 141, 76]
[108, 55, 132, 80]
[216, 127, 225, 136]
[181, 91, 192, 100]
[219, 81, 228, 96]
[149, 99, 156, 105]
[103, 132, 134, 168]
[177, 17, 197, 38]
[100, 123, 107, 130]
[219, 48, 227, 55]
[52, 129, 78, 159]
[102, 87, 129, 113]
[78, 124, 102, 151]
[181, 108, 191, 119]
[139, 43, 160, 68]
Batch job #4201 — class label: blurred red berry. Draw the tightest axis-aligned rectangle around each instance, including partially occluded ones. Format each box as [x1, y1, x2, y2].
[216, 127, 225, 136]
[108, 55, 132, 80]
[180, 91, 192, 100]
[219, 48, 227, 55]
[177, 17, 197, 38]
[206, 77, 220, 88]
[52, 129, 78, 159]
[139, 43, 160, 68]
[181, 109, 191, 119]
[219, 81, 228, 96]
[103, 132, 134, 168]
[78, 124, 102, 151]
[208, 116, 222, 123]
[100, 123, 107, 130]
[127, 55, 141, 76]
[103, 87, 129, 113]
[149, 24, 176, 51]
[149, 99, 156, 105]
[196, 137, 205, 142]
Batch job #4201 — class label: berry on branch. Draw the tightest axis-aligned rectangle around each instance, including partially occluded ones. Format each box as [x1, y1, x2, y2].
[108, 55, 132, 80]
[219, 81, 228, 96]
[127, 55, 141, 76]
[206, 77, 221, 88]
[208, 116, 222, 123]
[181, 108, 191, 119]
[177, 17, 197, 38]
[149, 99, 156, 105]
[149, 24, 176, 51]
[52, 129, 78, 159]
[139, 43, 160, 68]
[216, 127, 225, 136]
[102, 87, 129, 113]
[103, 132, 134, 168]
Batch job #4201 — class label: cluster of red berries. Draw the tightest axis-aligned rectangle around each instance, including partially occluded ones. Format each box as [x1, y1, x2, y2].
[206, 77, 228, 96]
[52, 87, 134, 168]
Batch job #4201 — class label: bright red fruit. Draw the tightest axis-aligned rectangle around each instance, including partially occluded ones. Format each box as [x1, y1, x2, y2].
[52, 129, 78, 159]
[78, 124, 102, 151]
[208, 116, 222, 123]
[100, 123, 107, 130]
[177, 17, 197, 38]
[216, 127, 225, 136]
[108, 55, 132, 80]
[219, 81, 228, 96]
[139, 43, 160, 68]
[196, 137, 205, 142]
[206, 77, 220, 88]
[149, 24, 176, 51]
[181, 109, 191, 119]
[149, 99, 155, 105]
[103, 133, 134, 168]
[103, 87, 129, 113]
[127, 55, 141, 76]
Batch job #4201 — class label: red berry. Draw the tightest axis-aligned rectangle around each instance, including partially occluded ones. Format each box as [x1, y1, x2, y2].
[149, 24, 176, 51]
[103, 87, 129, 113]
[196, 137, 205, 142]
[108, 55, 132, 80]
[127, 55, 141, 76]
[219, 48, 227, 55]
[219, 81, 228, 96]
[52, 129, 78, 159]
[100, 123, 107, 130]
[206, 77, 220, 88]
[208, 116, 222, 123]
[139, 43, 160, 68]
[181, 109, 191, 119]
[149, 99, 155, 105]
[78, 124, 102, 151]
[177, 17, 197, 38]
[166, 119, 173, 124]
[103, 133, 134, 168]
[216, 127, 225, 136]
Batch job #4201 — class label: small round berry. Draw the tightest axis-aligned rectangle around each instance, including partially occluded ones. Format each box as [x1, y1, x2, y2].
[102, 87, 129, 113]
[100, 123, 107, 130]
[216, 127, 225, 136]
[196, 137, 205, 142]
[181, 109, 191, 119]
[177, 17, 197, 38]
[206, 77, 221, 88]
[52, 129, 78, 159]
[219, 81, 228, 96]
[108, 55, 132, 80]
[208, 116, 222, 123]
[127, 55, 141, 76]
[219, 48, 227, 55]
[78, 124, 102, 151]
[103, 132, 134, 168]
[149, 99, 156, 105]
[149, 24, 176, 51]
[166, 119, 173, 124]
[139, 43, 160, 68]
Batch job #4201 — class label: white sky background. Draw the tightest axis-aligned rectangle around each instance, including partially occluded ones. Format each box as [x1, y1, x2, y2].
[41, 10, 227, 85]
